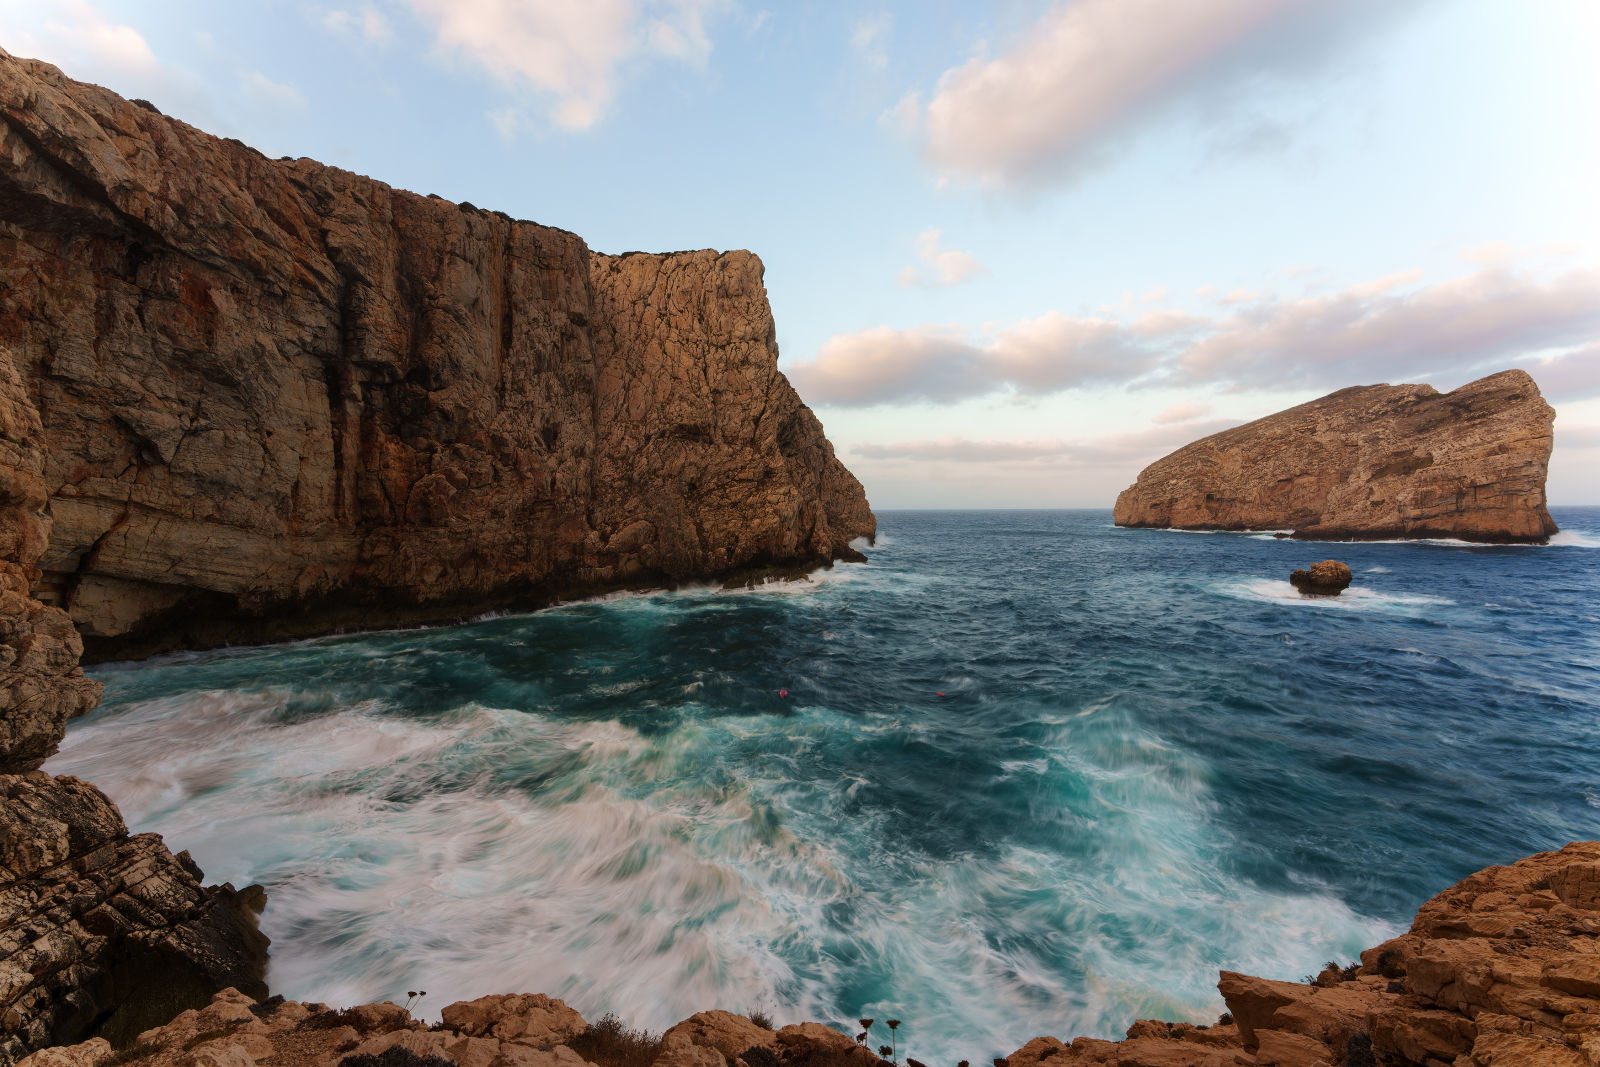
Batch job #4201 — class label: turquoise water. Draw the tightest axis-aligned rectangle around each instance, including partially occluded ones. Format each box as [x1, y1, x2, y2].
[49, 509, 1600, 1060]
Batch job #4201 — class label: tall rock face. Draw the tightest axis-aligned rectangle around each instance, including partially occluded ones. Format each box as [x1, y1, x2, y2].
[0, 353, 269, 1062]
[1113, 370, 1557, 543]
[0, 49, 874, 661]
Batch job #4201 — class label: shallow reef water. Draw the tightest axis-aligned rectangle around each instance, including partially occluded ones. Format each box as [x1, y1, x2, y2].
[50, 507, 1600, 1060]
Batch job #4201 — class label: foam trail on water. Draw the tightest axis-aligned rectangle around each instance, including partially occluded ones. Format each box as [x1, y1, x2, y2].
[51, 678, 1396, 1059]
[1216, 579, 1454, 616]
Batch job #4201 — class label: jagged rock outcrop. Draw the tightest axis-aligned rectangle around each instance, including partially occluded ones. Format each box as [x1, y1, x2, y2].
[0, 48, 874, 661]
[1, 291, 269, 1063]
[19, 988, 868, 1067]
[0, 775, 269, 1062]
[999, 841, 1600, 1066]
[1114, 371, 1557, 543]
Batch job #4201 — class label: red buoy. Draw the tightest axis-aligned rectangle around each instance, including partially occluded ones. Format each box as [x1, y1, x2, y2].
[779, 688, 789, 698]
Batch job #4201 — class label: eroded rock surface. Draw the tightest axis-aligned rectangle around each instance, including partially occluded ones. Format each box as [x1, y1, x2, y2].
[1114, 371, 1557, 543]
[1290, 560, 1352, 596]
[1, 319, 268, 1064]
[17, 992, 868, 1067]
[999, 842, 1600, 1066]
[0, 48, 873, 661]
[0, 774, 269, 1063]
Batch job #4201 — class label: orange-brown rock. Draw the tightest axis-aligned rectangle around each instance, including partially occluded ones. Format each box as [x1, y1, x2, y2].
[998, 842, 1600, 1067]
[1289, 560, 1352, 596]
[0, 48, 873, 661]
[1113, 370, 1557, 543]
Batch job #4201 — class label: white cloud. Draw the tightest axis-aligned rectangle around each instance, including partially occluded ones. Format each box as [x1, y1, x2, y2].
[897, 229, 987, 289]
[323, 5, 393, 44]
[239, 69, 307, 111]
[402, 0, 726, 132]
[1153, 401, 1212, 424]
[912, 0, 1419, 187]
[850, 12, 891, 70]
[0, 0, 158, 80]
[853, 420, 1240, 467]
[788, 260, 1600, 407]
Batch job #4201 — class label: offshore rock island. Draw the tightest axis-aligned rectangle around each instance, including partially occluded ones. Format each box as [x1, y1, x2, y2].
[0, 47, 873, 663]
[1114, 370, 1557, 543]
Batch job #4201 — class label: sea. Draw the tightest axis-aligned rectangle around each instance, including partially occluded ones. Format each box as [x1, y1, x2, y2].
[47, 508, 1600, 1061]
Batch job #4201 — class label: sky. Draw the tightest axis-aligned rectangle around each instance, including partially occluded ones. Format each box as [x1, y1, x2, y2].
[2, 0, 1596, 507]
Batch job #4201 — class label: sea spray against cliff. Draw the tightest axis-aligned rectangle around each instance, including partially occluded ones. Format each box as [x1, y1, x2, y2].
[52, 507, 1600, 1059]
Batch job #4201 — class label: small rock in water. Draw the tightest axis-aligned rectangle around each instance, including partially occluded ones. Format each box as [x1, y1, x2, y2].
[1290, 559, 1353, 595]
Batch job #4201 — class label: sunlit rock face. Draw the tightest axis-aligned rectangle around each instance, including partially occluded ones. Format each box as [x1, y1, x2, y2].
[1114, 370, 1557, 544]
[0, 48, 874, 661]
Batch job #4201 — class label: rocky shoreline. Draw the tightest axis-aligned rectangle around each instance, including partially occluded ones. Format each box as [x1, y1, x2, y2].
[12, 843, 1600, 1067]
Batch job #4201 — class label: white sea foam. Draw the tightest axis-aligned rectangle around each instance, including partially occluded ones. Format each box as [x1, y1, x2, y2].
[1365, 566, 1391, 573]
[1550, 529, 1600, 548]
[49, 683, 1398, 1058]
[1217, 579, 1454, 615]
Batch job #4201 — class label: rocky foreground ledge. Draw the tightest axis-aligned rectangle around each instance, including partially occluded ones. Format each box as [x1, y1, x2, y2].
[17, 842, 1600, 1067]
[1113, 370, 1557, 543]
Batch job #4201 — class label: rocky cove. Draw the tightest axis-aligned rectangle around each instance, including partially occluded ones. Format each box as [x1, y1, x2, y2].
[3, 44, 1600, 1067]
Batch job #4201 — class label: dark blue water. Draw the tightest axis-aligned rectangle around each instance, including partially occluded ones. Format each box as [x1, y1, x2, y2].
[49, 509, 1600, 1059]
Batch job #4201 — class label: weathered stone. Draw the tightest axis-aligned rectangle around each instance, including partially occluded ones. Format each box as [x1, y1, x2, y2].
[1114, 370, 1557, 543]
[440, 995, 585, 1049]
[14, 1039, 111, 1067]
[1289, 560, 1352, 595]
[660, 1011, 774, 1060]
[0, 47, 874, 662]
[0, 777, 270, 1062]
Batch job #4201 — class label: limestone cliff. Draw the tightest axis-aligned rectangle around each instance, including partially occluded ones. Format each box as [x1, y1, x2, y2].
[0, 48, 874, 661]
[1113, 370, 1557, 543]
[0, 350, 269, 1062]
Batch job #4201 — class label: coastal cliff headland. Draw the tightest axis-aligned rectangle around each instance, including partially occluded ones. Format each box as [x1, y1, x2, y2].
[1114, 370, 1557, 543]
[0, 47, 873, 663]
[2, 45, 1595, 1067]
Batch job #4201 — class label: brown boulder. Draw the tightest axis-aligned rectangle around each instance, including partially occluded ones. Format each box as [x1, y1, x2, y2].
[1289, 559, 1352, 595]
[440, 994, 587, 1049]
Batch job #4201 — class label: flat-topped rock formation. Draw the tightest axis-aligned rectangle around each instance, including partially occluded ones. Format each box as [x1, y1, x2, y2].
[0, 48, 873, 661]
[1114, 370, 1557, 543]
[20, 843, 1600, 1067]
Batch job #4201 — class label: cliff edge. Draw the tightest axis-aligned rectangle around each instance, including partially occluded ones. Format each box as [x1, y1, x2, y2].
[1113, 370, 1557, 543]
[0, 48, 874, 661]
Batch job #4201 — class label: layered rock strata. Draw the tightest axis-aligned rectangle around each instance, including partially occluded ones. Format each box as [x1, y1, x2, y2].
[1, 323, 269, 1062]
[0, 48, 874, 661]
[1113, 371, 1557, 543]
[18, 844, 1600, 1067]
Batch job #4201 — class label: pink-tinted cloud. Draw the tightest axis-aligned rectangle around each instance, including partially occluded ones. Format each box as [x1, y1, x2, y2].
[789, 312, 1157, 406]
[916, 0, 1418, 187]
[897, 229, 986, 289]
[852, 420, 1240, 467]
[1152, 401, 1212, 424]
[404, 0, 723, 131]
[1178, 266, 1600, 390]
[788, 263, 1600, 407]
